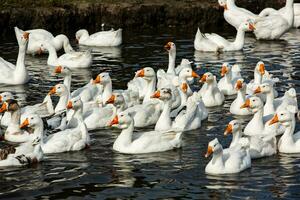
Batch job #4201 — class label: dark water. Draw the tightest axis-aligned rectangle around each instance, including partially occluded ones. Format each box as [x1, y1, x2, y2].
[0, 28, 300, 199]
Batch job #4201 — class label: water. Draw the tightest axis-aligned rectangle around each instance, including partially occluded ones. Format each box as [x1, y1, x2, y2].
[0, 27, 300, 199]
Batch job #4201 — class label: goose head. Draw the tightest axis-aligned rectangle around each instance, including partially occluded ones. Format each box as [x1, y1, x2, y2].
[151, 88, 172, 102]
[205, 138, 222, 158]
[20, 114, 43, 130]
[54, 65, 71, 76]
[235, 78, 246, 91]
[48, 84, 68, 97]
[224, 119, 242, 136]
[135, 67, 155, 81]
[0, 99, 19, 113]
[164, 42, 176, 53]
[220, 63, 231, 77]
[0, 92, 14, 103]
[255, 61, 265, 75]
[200, 72, 214, 83]
[75, 29, 88, 43]
[269, 105, 298, 127]
[19, 32, 29, 46]
[179, 68, 200, 80]
[254, 83, 272, 94]
[109, 112, 133, 129]
[285, 88, 296, 98]
[106, 92, 125, 105]
[239, 20, 256, 31]
[93, 72, 111, 85]
[67, 96, 83, 111]
[240, 96, 263, 112]
[218, 0, 228, 10]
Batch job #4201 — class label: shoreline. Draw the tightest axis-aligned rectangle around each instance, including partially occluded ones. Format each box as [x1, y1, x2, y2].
[0, 0, 287, 36]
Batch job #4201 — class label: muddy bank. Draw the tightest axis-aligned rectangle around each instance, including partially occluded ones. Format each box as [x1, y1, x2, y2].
[0, 0, 295, 36]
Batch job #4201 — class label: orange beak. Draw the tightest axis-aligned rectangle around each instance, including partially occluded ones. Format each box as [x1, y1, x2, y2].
[221, 66, 228, 77]
[224, 124, 233, 136]
[254, 86, 261, 94]
[67, 101, 73, 109]
[20, 118, 29, 129]
[269, 114, 279, 125]
[93, 75, 101, 84]
[240, 99, 251, 109]
[37, 47, 43, 55]
[0, 103, 7, 113]
[200, 74, 207, 83]
[249, 23, 256, 31]
[164, 42, 172, 51]
[23, 32, 30, 40]
[136, 69, 145, 77]
[48, 86, 56, 95]
[235, 80, 243, 90]
[106, 95, 115, 104]
[181, 83, 188, 93]
[259, 63, 265, 75]
[191, 71, 200, 78]
[0, 95, 2, 103]
[55, 65, 62, 73]
[205, 146, 213, 158]
[110, 116, 119, 126]
[151, 91, 161, 98]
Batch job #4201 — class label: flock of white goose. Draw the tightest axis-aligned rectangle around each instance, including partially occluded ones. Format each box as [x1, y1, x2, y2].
[0, 0, 299, 176]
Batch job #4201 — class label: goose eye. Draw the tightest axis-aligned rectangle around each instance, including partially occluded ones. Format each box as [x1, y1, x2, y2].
[253, 100, 256, 102]
[31, 117, 34, 120]
[281, 113, 284, 116]
[3, 95, 6, 97]
[120, 114, 124, 117]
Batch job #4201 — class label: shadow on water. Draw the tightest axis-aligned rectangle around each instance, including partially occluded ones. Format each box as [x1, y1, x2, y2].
[0, 27, 300, 199]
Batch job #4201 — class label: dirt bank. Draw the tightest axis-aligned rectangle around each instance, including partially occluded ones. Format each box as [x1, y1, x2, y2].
[0, 0, 294, 36]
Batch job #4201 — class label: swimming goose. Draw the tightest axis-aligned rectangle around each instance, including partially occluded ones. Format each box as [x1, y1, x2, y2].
[0, 100, 38, 143]
[0, 30, 29, 85]
[230, 79, 252, 115]
[194, 20, 254, 52]
[224, 120, 276, 159]
[76, 28, 122, 47]
[41, 41, 92, 69]
[241, 96, 283, 136]
[279, 3, 300, 28]
[21, 97, 90, 154]
[153, 88, 206, 132]
[218, 0, 257, 30]
[253, 0, 294, 40]
[0, 136, 43, 167]
[199, 72, 224, 107]
[217, 63, 237, 95]
[254, 83, 298, 118]
[110, 112, 183, 154]
[269, 107, 300, 153]
[205, 138, 251, 175]
[15, 27, 73, 55]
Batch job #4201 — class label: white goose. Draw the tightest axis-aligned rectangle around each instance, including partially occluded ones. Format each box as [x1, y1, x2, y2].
[153, 88, 206, 132]
[76, 28, 122, 47]
[241, 96, 283, 136]
[110, 112, 182, 154]
[194, 20, 254, 52]
[230, 79, 252, 116]
[15, 27, 73, 55]
[0, 30, 29, 85]
[205, 138, 251, 175]
[259, 1, 300, 28]
[218, 0, 257, 30]
[199, 72, 224, 107]
[0, 136, 43, 167]
[269, 107, 300, 153]
[41, 42, 92, 69]
[253, 0, 294, 40]
[224, 120, 276, 159]
[217, 63, 237, 95]
[21, 97, 90, 154]
[254, 83, 298, 118]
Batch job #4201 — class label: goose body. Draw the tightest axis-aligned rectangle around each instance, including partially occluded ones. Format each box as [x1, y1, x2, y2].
[76, 29, 122, 47]
[230, 79, 252, 115]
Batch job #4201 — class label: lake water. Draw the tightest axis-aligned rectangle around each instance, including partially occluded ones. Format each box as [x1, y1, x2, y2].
[0, 27, 299, 199]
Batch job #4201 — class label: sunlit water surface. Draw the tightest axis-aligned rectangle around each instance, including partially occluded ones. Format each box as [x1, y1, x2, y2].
[0, 28, 299, 199]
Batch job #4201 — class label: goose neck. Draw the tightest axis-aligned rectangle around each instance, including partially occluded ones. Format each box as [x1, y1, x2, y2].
[233, 27, 246, 49]
[46, 44, 58, 65]
[167, 50, 176, 75]
[211, 149, 225, 167]
[155, 100, 172, 131]
[64, 74, 72, 94]
[230, 129, 242, 148]
[55, 93, 69, 113]
[15, 42, 27, 74]
[102, 81, 113, 103]
[116, 122, 134, 146]
[143, 77, 156, 103]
